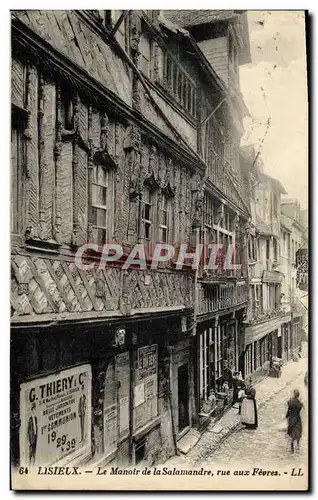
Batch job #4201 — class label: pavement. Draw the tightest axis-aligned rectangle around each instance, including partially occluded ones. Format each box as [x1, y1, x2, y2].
[162, 354, 308, 468]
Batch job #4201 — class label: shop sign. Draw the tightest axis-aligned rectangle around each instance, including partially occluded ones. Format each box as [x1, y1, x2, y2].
[137, 345, 157, 382]
[19, 364, 91, 468]
[134, 345, 158, 431]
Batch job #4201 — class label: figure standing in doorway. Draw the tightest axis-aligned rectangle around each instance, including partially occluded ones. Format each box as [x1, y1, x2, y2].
[78, 386, 87, 443]
[27, 402, 38, 467]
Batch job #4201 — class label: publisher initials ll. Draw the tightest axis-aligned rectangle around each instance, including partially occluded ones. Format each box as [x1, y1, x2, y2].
[291, 468, 303, 477]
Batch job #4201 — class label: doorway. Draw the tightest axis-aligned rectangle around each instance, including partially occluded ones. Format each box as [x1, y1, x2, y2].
[177, 364, 190, 433]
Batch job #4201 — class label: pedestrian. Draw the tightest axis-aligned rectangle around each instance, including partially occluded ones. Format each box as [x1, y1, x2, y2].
[240, 381, 258, 429]
[232, 372, 245, 414]
[286, 389, 303, 453]
[304, 371, 308, 387]
[232, 372, 240, 404]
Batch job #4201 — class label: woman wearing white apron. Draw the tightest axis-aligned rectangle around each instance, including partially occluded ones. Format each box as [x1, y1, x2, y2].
[240, 385, 258, 429]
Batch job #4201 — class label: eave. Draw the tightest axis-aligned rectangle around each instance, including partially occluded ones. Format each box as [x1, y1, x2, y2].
[11, 16, 206, 174]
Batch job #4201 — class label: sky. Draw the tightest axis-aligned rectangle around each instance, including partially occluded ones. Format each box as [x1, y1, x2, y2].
[240, 11, 308, 208]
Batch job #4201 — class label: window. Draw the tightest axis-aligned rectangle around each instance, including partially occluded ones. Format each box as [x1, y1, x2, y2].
[254, 341, 261, 371]
[135, 438, 146, 464]
[204, 117, 225, 181]
[139, 34, 153, 77]
[266, 239, 270, 260]
[273, 238, 278, 262]
[61, 87, 73, 131]
[141, 187, 152, 241]
[159, 194, 172, 243]
[199, 329, 210, 402]
[203, 195, 217, 265]
[11, 109, 26, 234]
[159, 51, 197, 118]
[255, 284, 262, 314]
[272, 193, 278, 216]
[92, 165, 113, 244]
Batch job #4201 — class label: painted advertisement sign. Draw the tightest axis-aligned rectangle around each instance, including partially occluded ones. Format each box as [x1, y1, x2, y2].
[19, 364, 92, 468]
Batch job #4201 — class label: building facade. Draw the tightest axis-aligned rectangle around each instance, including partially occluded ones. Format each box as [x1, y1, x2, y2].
[164, 10, 251, 430]
[11, 9, 252, 468]
[280, 200, 308, 351]
[239, 147, 295, 380]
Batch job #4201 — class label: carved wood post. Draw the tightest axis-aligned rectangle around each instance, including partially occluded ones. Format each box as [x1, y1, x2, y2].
[71, 93, 80, 246]
[37, 73, 46, 239]
[54, 83, 63, 242]
[87, 104, 94, 242]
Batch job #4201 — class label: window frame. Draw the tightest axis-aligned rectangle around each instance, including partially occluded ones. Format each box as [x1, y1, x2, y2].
[91, 164, 114, 245]
[140, 186, 153, 242]
[151, 46, 197, 119]
[11, 106, 27, 235]
[158, 194, 168, 243]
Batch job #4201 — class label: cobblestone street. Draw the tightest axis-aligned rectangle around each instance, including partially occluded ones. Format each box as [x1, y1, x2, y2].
[201, 369, 308, 469]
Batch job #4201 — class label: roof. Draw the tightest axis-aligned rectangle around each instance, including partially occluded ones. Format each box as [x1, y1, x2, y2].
[163, 10, 242, 28]
[163, 10, 251, 64]
[158, 13, 228, 96]
[280, 215, 292, 233]
[259, 172, 287, 194]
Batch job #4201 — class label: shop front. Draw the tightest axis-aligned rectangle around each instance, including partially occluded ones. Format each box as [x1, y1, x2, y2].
[11, 314, 190, 470]
[196, 311, 242, 427]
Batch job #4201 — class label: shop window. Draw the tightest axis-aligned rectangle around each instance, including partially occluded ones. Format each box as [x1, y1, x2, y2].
[11, 107, 27, 234]
[135, 437, 146, 464]
[91, 164, 114, 245]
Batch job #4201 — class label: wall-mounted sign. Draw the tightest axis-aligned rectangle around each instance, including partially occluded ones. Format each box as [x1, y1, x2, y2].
[19, 364, 92, 468]
[137, 345, 157, 382]
[134, 345, 158, 431]
[262, 270, 283, 283]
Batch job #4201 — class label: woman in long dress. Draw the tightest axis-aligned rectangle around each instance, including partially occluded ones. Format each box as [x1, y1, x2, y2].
[240, 384, 258, 429]
[286, 389, 303, 453]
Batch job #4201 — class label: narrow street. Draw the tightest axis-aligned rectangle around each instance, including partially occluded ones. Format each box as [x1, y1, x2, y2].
[201, 369, 308, 469]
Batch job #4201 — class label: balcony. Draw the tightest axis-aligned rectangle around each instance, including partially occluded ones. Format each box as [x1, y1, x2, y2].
[205, 157, 246, 211]
[200, 264, 247, 282]
[11, 254, 194, 323]
[197, 280, 249, 316]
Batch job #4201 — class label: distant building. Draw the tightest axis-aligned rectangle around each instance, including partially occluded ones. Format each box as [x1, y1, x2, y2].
[239, 147, 298, 379]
